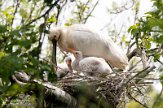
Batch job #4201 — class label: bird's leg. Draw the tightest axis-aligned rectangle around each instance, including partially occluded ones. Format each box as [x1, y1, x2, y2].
[61, 50, 68, 61]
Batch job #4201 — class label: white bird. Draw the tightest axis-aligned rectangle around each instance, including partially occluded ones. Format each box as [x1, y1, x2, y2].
[70, 50, 112, 76]
[56, 57, 72, 79]
[49, 24, 128, 70]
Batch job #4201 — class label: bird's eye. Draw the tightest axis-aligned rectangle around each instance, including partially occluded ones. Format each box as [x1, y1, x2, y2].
[53, 35, 57, 38]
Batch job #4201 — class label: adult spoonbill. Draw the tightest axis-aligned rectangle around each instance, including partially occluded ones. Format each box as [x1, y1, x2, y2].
[49, 24, 128, 70]
[56, 57, 72, 79]
[69, 49, 112, 76]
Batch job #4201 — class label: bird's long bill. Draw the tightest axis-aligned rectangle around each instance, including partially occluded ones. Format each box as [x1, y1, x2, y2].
[52, 40, 57, 70]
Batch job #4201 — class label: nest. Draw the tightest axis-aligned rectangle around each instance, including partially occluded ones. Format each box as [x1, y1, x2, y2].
[12, 66, 155, 108]
[55, 66, 155, 108]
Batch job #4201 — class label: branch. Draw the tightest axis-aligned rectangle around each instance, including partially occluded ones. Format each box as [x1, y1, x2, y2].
[126, 41, 136, 55]
[55, 0, 68, 25]
[127, 48, 140, 60]
[108, 0, 135, 14]
[26, 0, 37, 23]
[33, 79, 77, 107]
[13, 71, 77, 107]
[152, 87, 163, 108]
[11, 0, 20, 29]
[25, 0, 60, 26]
[12, 75, 27, 85]
[128, 93, 149, 108]
[83, 0, 99, 23]
[156, 59, 163, 65]
[124, 66, 155, 85]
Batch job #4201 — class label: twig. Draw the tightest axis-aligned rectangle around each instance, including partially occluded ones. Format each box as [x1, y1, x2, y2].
[26, 1, 37, 22]
[25, 0, 60, 26]
[83, 0, 99, 23]
[55, 0, 68, 25]
[127, 48, 140, 60]
[108, 0, 135, 14]
[156, 59, 163, 65]
[128, 59, 142, 71]
[11, 0, 20, 29]
[12, 75, 27, 85]
[128, 93, 149, 108]
[152, 87, 163, 108]
[124, 66, 155, 85]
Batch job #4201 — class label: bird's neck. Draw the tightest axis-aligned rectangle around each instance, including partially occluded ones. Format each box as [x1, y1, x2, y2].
[58, 29, 68, 51]
[58, 29, 63, 41]
[72, 58, 81, 71]
[68, 64, 73, 73]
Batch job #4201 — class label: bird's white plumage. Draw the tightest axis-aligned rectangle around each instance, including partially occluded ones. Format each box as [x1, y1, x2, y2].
[72, 51, 112, 76]
[56, 57, 72, 79]
[49, 24, 128, 69]
[56, 63, 69, 79]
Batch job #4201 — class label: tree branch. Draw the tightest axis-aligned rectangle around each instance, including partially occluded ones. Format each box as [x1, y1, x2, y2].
[128, 93, 149, 108]
[25, 0, 60, 27]
[13, 71, 77, 107]
[33, 79, 77, 107]
[11, 0, 20, 29]
[83, 0, 99, 23]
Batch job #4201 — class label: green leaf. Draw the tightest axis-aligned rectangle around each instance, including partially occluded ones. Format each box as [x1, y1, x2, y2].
[0, 52, 6, 58]
[39, 23, 45, 33]
[153, 53, 160, 62]
[121, 35, 126, 42]
[44, 0, 53, 6]
[156, 35, 163, 43]
[64, 23, 72, 26]
[47, 17, 56, 23]
[128, 23, 139, 33]
[0, 55, 24, 83]
[0, 25, 7, 33]
[10, 30, 21, 36]
[145, 40, 151, 49]
[19, 8, 28, 18]
[160, 74, 163, 87]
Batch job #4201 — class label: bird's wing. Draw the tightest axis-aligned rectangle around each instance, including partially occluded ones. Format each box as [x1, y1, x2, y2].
[68, 27, 103, 54]
[103, 37, 129, 68]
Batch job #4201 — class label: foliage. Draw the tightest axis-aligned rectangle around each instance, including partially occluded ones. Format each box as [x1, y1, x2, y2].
[127, 0, 163, 107]
[0, 0, 99, 107]
[128, 0, 163, 61]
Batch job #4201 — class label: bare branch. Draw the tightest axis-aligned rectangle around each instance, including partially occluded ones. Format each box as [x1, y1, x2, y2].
[156, 59, 163, 65]
[128, 93, 149, 108]
[13, 71, 77, 107]
[84, 0, 99, 23]
[108, 0, 135, 14]
[33, 79, 77, 107]
[25, 0, 60, 27]
[124, 66, 155, 85]
[11, 0, 20, 29]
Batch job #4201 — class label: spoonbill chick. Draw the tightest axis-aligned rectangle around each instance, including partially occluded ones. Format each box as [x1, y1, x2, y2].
[56, 57, 72, 79]
[71, 50, 112, 76]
